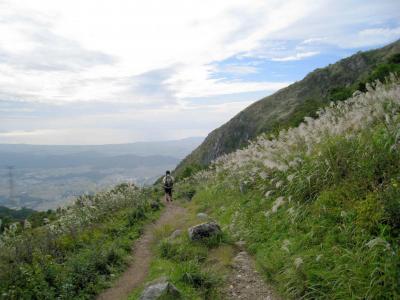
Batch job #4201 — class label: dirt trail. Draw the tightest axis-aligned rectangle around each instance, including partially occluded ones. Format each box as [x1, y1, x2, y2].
[223, 250, 281, 300]
[97, 202, 186, 300]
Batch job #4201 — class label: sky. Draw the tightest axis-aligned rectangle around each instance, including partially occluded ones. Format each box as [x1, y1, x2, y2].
[0, 0, 399, 145]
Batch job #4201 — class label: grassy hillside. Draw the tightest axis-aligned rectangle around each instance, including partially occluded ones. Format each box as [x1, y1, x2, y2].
[175, 40, 400, 178]
[177, 78, 400, 299]
[0, 184, 161, 299]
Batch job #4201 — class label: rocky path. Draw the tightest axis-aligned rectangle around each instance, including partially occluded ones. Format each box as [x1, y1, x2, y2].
[97, 202, 186, 300]
[223, 250, 281, 300]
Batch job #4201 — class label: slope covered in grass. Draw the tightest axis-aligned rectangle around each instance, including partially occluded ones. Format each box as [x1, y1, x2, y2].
[180, 78, 400, 299]
[0, 184, 160, 299]
[175, 41, 400, 178]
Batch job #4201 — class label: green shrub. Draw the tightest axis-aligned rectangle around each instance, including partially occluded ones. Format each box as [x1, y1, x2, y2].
[176, 261, 220, 292]
[329, 86, 353, 102]
[128, 206, 147, 225]
[158, 239, 208, 262]
[381, 180, 400, 237]
[355, 193, 384, 233]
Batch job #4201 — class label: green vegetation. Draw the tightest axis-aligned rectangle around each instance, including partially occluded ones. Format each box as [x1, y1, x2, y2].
[178, 163, 205, 181]
[329, 56, 400, 101]
[175, 40, 400, 178]
[0, 206, 56, 233]
[129, 204, 233, 300]
[0, 184, 161, 299]
[269, 97, 324, 135]
[179, 79, 400, 299]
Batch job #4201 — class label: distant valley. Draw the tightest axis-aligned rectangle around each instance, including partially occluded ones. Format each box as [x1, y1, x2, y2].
[0, 137, 203, 210]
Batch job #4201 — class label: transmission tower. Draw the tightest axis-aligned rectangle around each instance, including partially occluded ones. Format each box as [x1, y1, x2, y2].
[6, 166, 18, 208]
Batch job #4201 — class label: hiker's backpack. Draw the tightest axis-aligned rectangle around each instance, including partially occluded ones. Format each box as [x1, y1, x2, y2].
[164, 175, 174, 188]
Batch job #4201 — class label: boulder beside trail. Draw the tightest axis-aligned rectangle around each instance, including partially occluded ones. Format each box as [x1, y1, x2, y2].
[188, 222, 222, 241]
[139, 278, 181, 300]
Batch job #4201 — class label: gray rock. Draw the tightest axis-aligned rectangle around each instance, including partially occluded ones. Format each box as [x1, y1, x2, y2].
[139, 278, 181, 300]
[188, 222, 222, 241]
[196, 212, 208, 219]
[169, 229, 182, 239]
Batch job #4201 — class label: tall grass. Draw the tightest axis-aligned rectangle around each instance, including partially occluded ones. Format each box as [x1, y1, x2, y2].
[184, 77, 400, 299]
[0, 184, 159, 299]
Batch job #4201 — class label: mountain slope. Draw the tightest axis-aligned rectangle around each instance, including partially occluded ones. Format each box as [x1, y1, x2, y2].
[184, 79, 400, 299]
[175, 40, 400, 176]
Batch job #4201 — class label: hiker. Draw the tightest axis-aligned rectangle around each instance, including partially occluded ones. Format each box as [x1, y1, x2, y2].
[162, 170, 174, 202]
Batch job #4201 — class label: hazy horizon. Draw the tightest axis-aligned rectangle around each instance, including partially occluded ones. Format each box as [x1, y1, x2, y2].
[0, 137, 204, 210]
[0, 136, 204, 146]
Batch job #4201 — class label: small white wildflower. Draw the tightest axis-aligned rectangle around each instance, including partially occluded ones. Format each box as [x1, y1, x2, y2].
[352, 90, 362, 97]
[294, 257, 303, 269]
[24, 219, 31, 229]
[340, 211, 347, 217]
[384, 113, 391, 124]
[287, 174, 295, 182]
[288, 207, 296, 216]
[276, 181, 283, 188]
[281, 239, 291, 253]
[271, 197, 285, 213]
[366, 238, 390, 249]
[316, 254, 323, 262]
[265, 190, 273, 198]
[9, 223, 18, 234]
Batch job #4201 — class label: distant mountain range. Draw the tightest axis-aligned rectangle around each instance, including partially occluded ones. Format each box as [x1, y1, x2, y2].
[0, 137, 204, 158]
[175, 40, 400, 176]
[0, 137, 203, 210]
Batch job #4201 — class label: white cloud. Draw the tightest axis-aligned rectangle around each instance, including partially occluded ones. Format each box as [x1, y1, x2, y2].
[301, 37, 327, 45]
[352, 26, 400, 47]
[0, 0, 399, 144]
[0, 0, 316, 104]
[219, 65, 259, 75]
[271, 51, 320, 62]
[0, 97, 255, 144]
[0, 130, 55, 137]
